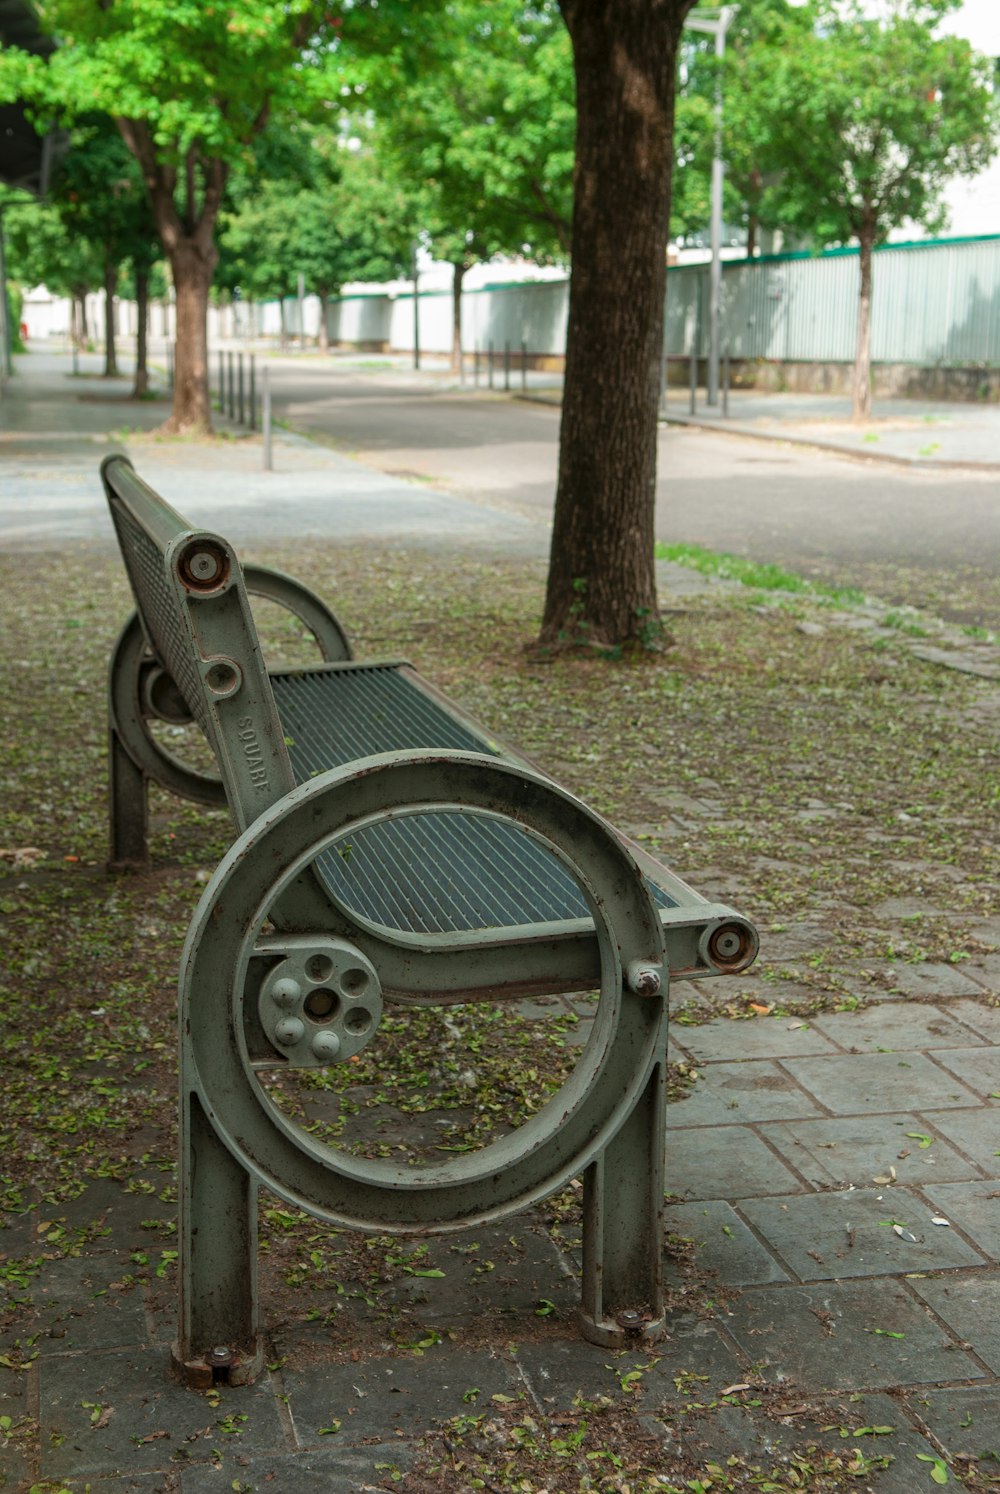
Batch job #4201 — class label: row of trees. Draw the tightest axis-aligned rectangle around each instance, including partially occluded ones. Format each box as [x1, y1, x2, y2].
[1, 0, 997, 646]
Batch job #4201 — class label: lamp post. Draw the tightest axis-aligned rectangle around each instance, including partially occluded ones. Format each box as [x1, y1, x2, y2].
[684, 6, 735, 407]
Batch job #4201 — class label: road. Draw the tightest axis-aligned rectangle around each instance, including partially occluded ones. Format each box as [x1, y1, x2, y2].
[266, 358, 1000, 631]
[3, 349, 998, 629]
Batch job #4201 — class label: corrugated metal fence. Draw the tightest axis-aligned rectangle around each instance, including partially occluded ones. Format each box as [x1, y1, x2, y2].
[668, 235, 1000, 365]
[322, 234, 1000, 367]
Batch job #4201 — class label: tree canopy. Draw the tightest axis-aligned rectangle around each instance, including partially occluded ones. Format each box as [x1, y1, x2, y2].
[747, 0, 998, 416]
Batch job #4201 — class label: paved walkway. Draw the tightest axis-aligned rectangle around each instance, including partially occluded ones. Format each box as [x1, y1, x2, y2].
[0, 350, 544, 555]
[1, 348, 999, 1492]
[4, 993, 1000, 1491]
[664, 389, 1000, 471]
[522, 381, 1000, 471]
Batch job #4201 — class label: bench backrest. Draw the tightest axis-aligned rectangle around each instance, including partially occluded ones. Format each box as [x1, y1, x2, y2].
[102, 454, 296, 831]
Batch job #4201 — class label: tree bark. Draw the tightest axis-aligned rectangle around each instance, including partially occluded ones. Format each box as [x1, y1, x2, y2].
[73, 290, 88, 349]
[132, 268, 150, 399]
[166, 240, 215, 432]
[541, 0, 694, 649]
[317, 290, 330, 353]
[279, 298, 289, 351]
[103, 255, 118, 377]
[451, 261, 466, 373]
[853, 228, 875, 422]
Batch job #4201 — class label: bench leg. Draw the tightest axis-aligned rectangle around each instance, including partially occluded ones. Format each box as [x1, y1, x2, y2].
[108, 727, 150, 870]
[579, 1057, 668, 1346]
[173, 1090, 264, 1387]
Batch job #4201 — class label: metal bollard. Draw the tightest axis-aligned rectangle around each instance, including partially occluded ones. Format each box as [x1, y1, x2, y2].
[262, 365, 273, 471]
[723, 349, 730, 419]
[521, 341, 527, 393]
[488, 341, 494, 390]
[248, 355, 256, 432]
[217, 350, 224, 410]
[474, 346, 480, 388]
[689, 345, 697, 416]
[227, 351, 235, 419]
[504, 341, 511, 391]
[237, 353, 245, 425]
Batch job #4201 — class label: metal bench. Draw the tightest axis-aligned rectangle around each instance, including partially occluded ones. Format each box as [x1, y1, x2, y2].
[101, 453, 758, 1388]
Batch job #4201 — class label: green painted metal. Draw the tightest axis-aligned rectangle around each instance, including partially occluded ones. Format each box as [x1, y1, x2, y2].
[100, 454, 760, 1388]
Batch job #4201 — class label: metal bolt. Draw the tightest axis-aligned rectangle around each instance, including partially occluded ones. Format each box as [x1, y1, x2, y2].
[617, 1309, 642, 1329]
[271, 977, 301, 1009]
[627, 962, 662, 998]
[188, 550, 221, 582]
[714, 930, 741, 957]
[274, 1016, 304, 1047]
[311, 1029, 341, 1062]
[207, 1345, 233, 1367]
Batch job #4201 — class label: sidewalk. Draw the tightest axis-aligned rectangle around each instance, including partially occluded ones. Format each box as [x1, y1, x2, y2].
[1, 348, 999, 1493]
[663, 388, 1000, 471]
[520, 379, 1000, 471]
[0, 349, 544, 556]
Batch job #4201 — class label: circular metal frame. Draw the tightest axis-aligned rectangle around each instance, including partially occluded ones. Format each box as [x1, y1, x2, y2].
[180, 751, 666, 1234]
[108, 564, 353, 808]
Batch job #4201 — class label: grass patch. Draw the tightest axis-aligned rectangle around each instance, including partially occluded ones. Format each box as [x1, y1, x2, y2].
[654, 541, 865, 605]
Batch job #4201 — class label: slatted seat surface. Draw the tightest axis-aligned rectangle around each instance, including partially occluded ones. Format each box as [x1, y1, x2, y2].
[271, 664, 676, 935]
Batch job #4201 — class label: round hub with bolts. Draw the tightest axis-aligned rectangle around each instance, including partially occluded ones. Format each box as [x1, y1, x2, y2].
[257, 939, 383, 1067]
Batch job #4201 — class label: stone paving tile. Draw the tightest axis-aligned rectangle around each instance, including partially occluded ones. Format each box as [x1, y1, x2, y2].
[720, 1279, 986, 1390]
[18, 1253, 151, 1356]
[968, 921, 1000, 950]
[0, 1368, 31, 1492]
[669, 1390, 940, 1494]
[670, 1016, 839, 1064]
[929, 1046, 1000, 1098]
[665, 1060, 823, 1127]
[60, 1475, 174, 1492]
[738, 1189, 985, 1282]
[759, 1114, 983, 1190]
[904, 1384, 1000, 1464]
[663, 1125, 805, 1201]
[885, 962, 984, 998]
[779, 1051, 982, 1114]
[945, 999, 1000, 1042]
[179, 1440, 416, 1492]
[381, 1222, 578, 1326]
[664, 1201, 789, 1286]
[908, 1272, 1000, 1373]
[517, 1319, 744, 1414]
[916, 1181, 1000, 1260]
[919, 1107, 1000, 1173]
[38, 1346, 286, 1480]
[809, 1004, 987, 1052]
[284, 1347, 514, 1447]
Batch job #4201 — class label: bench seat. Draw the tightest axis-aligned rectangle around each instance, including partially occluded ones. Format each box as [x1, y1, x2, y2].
[271, 662, 676, 936]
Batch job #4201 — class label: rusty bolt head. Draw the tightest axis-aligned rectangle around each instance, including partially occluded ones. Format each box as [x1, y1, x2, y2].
[189, 550, 221, 582]
[207, 1345, 233, 1367]
[617, 1309, 643, 1330]
[627, 962, 662, 998]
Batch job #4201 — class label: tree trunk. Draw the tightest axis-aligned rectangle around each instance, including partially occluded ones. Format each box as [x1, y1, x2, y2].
[451, 261, 466, 374]
[541, 0, 693, 649]
[73, 291, 88, 349]
[317, 290, 330, 353]
[132, 269, 150, 399]
[853, 229, 875, 422]
[165, 241, 215, 433]
[279, 298, 289, 351]
[103, 256, 118, 377]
